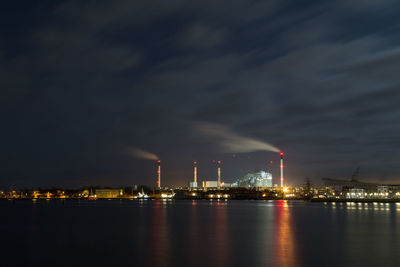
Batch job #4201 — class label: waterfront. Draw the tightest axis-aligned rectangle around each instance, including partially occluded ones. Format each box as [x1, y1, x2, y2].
[2, 200, 400, 267]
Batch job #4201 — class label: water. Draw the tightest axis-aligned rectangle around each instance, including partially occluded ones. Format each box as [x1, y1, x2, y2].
[1, 199, 400, 267]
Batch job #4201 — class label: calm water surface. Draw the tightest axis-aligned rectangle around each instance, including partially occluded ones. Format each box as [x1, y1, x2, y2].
[1, 199, 400, 267]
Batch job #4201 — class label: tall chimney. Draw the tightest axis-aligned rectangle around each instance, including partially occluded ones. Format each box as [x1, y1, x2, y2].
[217, 160, 221, 187]
[194, 161, 197, 184]
[280, 152, 284, 187]
[157, 160, 161, 188]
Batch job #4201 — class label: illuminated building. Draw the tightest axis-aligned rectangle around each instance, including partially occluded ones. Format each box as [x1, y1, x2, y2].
[203, 181, 219, 188]
[221, 182, 231, 187]
[95, 189, 123, 198]
[347, 188, 365, 199]
[161, 193, 175, 198]
[232, 170, 273, 188]
[377, 186, 388, 194]
[323, 173, 400, 198]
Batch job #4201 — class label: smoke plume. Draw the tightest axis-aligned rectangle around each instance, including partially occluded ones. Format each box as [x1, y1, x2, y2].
[195, 122, 280, 153]
[124, 147, 159, 160]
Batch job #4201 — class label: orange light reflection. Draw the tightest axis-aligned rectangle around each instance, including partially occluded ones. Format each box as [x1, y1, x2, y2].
[273, 200, 299, 267]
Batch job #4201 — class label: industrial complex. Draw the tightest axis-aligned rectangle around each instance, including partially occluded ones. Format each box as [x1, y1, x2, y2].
[3, 152, 400, 202]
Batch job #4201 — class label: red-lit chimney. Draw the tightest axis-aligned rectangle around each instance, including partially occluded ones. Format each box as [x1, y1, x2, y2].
[280, 152, 284, 187]
[217, 160, 221, 187]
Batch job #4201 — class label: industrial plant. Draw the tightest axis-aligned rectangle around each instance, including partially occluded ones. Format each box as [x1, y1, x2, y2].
[231, 170, 273, 188]
[3, 152, 400, 202]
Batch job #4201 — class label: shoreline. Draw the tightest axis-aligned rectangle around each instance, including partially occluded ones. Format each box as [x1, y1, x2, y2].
[2, 198, 400, 203]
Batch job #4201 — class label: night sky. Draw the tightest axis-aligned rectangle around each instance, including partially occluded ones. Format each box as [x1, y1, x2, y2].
[1, 1, 400, 188]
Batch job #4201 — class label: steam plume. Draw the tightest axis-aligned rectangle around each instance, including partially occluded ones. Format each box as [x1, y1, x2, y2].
[195, 122, 279, 153]
[124, 147, 158, 160]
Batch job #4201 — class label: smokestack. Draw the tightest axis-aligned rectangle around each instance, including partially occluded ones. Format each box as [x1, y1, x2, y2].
[157, 160, 161, 188]
[280, 152, 284, 187]
[194, 161, 197, 184]
[217, 160, 221, 187]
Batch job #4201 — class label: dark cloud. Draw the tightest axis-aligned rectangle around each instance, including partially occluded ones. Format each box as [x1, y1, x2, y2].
[1, 0, 400, 188]
[178, 22, 228, 48]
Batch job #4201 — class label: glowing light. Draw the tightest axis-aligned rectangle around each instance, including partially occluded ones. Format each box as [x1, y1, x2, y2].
[161, 193, 174, 199]
[283, 187, 288, 193]
[138, 192, 149, 198]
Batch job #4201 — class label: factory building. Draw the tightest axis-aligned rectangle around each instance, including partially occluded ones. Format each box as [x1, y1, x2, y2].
[232, 170, 273, 188]
[323, 168, 400, 198]
[221, 182, 232, 187]
[323, 179, 400, 193]
[95, 189, 123, 198]
[197, 160, 226, 189]
[347, 188, 365, 199]
[202, 181, 219, 188]
[189, 182, 198, 188]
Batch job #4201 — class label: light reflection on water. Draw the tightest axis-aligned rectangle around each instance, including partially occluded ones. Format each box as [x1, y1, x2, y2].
[212, 201, 230, 266]
[273, 200, 299, 267]
[188, 200, 200, 266]
[2, 199, 400, 267]
[150, 200, 171, 267]
[322, 201, 399, 212]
